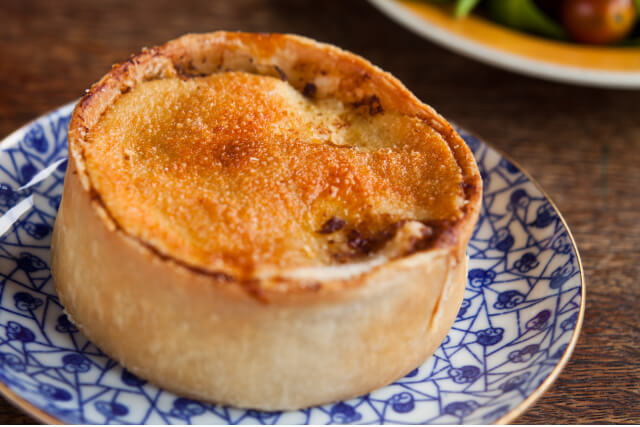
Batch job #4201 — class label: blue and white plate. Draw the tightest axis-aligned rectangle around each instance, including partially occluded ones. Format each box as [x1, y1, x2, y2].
[0, 103, 584, 424]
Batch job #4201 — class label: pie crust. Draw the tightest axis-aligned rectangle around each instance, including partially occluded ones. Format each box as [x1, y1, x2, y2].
[51, 32, 482, 410]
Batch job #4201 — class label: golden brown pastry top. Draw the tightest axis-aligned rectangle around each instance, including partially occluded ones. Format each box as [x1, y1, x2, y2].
[71, 32, 481, 281]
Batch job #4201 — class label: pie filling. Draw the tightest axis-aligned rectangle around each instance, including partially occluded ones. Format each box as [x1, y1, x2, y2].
[83, 71, 465, 278]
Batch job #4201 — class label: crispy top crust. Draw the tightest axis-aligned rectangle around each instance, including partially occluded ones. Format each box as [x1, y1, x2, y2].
[69, 32, 482, 283]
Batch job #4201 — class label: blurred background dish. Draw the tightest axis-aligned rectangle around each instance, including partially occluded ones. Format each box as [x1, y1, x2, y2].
[369, 0, 640, 87]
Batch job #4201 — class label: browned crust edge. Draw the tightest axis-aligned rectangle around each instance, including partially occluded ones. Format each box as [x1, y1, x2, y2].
[66, 31, 482, 301]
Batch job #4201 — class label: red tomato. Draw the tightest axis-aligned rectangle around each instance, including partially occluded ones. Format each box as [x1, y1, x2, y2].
[562, 0, 637, 44]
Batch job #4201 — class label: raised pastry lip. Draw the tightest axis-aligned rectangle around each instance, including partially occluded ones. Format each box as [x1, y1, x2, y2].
[67, 31, 482, 299]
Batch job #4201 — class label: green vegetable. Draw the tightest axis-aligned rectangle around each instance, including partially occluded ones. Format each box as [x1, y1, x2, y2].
[454, 0, 482, 18]
[635, 0, 640, 11]
[487, 0, 566, 39]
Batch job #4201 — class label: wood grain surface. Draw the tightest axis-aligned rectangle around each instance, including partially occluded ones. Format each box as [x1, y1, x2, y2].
[1, 0, 638, 424]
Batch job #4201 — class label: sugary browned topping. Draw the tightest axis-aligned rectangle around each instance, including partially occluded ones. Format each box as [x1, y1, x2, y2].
[84, 71, 464, 277]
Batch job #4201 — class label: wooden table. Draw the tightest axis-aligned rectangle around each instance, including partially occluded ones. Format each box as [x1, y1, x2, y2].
[1, 0, 638, 423]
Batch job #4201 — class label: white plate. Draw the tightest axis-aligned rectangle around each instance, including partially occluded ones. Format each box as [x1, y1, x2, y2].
[0, 103, 584, 424]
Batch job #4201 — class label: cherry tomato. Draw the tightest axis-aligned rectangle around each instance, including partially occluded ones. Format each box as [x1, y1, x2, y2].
[562, 0, 637, 44]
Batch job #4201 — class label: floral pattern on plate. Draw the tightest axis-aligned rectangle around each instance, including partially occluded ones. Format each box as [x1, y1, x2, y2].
[0, 103, 583, 424]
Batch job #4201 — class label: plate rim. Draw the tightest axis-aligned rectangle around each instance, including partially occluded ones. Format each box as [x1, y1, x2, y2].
[461, 130, 586, 424]
[368, 0, 640, 89]
[0, 102, 585, 425]
[0, 102, 76, 426]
